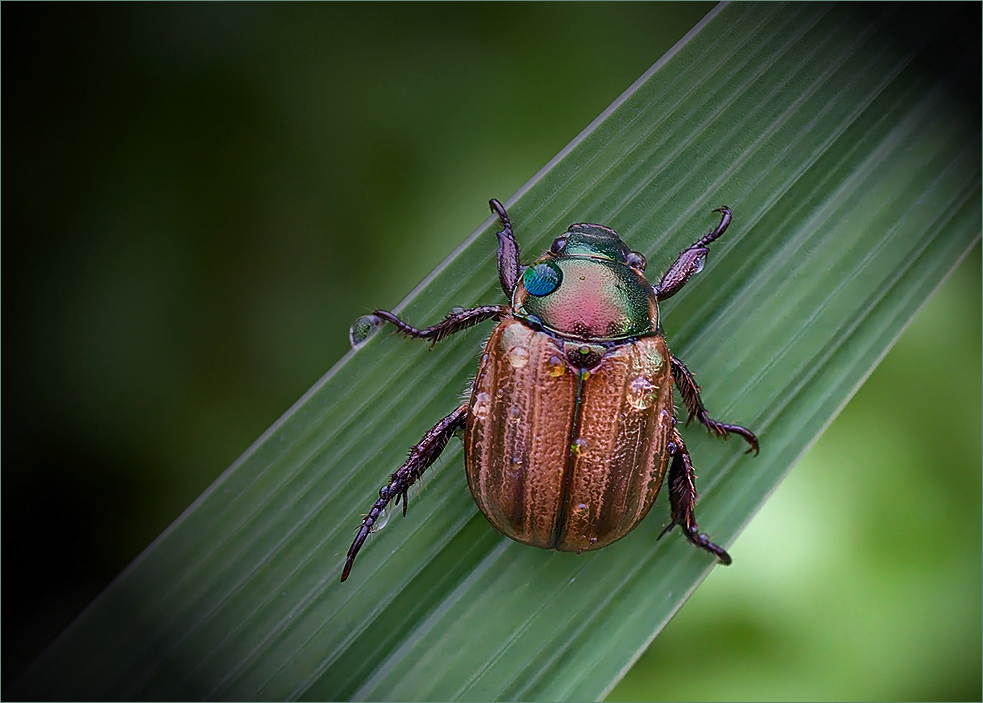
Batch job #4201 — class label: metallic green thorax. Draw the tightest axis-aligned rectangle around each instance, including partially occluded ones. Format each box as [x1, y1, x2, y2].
[513, 223, 659, 341]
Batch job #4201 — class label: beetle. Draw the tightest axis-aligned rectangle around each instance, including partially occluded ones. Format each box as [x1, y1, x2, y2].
[341, 199, 758, 582]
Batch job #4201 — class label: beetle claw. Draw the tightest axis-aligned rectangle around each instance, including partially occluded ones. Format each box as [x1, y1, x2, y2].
[657, 520, 678, 541]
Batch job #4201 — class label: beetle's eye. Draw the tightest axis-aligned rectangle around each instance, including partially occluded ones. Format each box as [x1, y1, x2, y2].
[626, 251, 647, 271]
[522, 262, 563, 297]
[550, 237, 567, 255]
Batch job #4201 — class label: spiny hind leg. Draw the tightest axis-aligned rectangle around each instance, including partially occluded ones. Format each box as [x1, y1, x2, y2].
[342, 403, 468, 582]
[658, 429, 731, 565]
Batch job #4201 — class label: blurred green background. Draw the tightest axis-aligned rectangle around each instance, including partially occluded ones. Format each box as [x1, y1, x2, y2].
[4, 3, 979, 699]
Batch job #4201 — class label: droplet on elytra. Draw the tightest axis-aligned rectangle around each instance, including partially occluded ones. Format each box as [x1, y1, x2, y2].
[508, 406, 521, 424]
[507, 345, 530, 368]
[659, 408, 671, 426]
[574, 503, 588, 513]
[547, 355, 565, 377]
[627, 376, 656, 410]
[473, 392, 492, 419]
[645, 347, 664, 370]
[349, 314, 383, 347]
[570, 438, 588, 456]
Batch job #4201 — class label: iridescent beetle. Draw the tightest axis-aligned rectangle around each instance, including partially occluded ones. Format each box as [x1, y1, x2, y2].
[342, 200, 758, 581]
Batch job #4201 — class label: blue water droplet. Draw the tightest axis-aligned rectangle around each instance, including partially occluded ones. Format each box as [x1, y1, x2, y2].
[522, 262, 563, 296]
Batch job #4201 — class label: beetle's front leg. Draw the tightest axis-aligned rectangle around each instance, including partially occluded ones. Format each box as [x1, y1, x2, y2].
[489, 198, 521, 297]
[657, 430, 731, 565]
[670, 353, 759, 454]
[653, 207, 731, 302]
[341, 403, 469, 582]
[370, 305, 508, 347]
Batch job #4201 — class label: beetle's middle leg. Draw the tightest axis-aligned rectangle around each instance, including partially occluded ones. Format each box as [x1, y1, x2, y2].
[670, 353, 759, 455]
[371, 306, 508, 347]
[342, 403, 468, 582]
[658, 430, 732, 565]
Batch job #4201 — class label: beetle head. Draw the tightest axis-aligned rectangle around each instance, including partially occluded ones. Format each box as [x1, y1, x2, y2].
[512, 222, 658, 342]
[550, 223, 647, 272]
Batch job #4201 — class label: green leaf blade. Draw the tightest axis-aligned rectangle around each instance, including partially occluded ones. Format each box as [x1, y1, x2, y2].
[11, 3, 979, 701]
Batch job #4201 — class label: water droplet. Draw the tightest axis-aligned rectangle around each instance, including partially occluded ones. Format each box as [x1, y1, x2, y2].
[589, 536, 598, 545]
[372, 508, 389, 532]
[574, 503, 588, 513]
[627, 376, 656, 410]
[522, 262, 563, 296]
[473, 392, 492, 419]
[659, 409, 671, 426]
[579, 369, 591, 381]
[644, 347, 664, 370]
[349, 314, 383, 347]
[451, 306, 466, 315]
[507, 345, 530, 368]
[570, 437, 588, 457]
[693, 251, 707, 274]
[547, 355, 566, 377]
[508, 407, 522, 424]
[512, 454, 523, 465]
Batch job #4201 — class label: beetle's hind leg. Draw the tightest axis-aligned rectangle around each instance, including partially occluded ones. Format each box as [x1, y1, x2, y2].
[370, 305, 508, 347]
[341, 403, 468, 582]
[658, 430, 731, 565]
[670, 353, 759, 455]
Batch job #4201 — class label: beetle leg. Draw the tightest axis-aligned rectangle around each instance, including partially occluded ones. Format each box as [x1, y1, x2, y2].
[658, 430, 732, 565]
[489, 198, 521, 297]
[670, 353, 759, 455]
[341, 403, 468, 582]
[653, 207, 731, 301]
[371, 306, 508, 347]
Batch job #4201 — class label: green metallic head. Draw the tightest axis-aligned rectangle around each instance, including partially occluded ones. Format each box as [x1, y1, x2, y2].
[513, 222, 658, 341]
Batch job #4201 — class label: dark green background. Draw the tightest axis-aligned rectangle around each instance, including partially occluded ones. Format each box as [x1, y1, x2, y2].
[5, 4, 979, 699]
